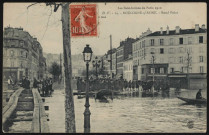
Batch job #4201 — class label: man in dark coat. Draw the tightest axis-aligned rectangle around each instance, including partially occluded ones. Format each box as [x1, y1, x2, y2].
[33, 78, 38, 88]
[25, 77, 30, 89]
[42, 80, 46, 97]
[196, 89, 203, 99]
[21, 76, 26, 88]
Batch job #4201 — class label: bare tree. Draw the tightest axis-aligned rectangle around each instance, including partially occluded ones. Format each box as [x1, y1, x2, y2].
[47, 2, 76, 132]
[184, 48, 192, 73]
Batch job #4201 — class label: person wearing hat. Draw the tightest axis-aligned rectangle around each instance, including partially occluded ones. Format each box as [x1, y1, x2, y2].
[196, 89, 203, 99]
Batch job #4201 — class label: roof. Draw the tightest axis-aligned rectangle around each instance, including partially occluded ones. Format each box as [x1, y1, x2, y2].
[147, 28, 207, 37]
[107, 48, 117, 54]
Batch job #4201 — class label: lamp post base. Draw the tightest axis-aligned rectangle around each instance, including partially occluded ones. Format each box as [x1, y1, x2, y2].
[84, 108, 91, 132]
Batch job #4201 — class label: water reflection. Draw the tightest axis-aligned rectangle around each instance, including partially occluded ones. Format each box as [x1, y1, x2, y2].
[44, 89, 207, 133]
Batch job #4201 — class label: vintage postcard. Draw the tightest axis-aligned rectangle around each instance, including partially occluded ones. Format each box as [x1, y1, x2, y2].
[2, 2, 207, 133]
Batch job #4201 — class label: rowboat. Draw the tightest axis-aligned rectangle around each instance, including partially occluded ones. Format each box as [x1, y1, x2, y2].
[177, 96, 207, 104]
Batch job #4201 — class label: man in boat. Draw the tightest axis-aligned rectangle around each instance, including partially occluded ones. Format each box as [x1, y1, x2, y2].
[196, 89, 203, 99]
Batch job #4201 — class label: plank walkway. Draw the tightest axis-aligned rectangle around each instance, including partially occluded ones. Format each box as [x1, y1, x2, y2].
[2, 88, 49, 133]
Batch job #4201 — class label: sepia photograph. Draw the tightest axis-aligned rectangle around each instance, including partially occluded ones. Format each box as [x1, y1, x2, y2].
[2, 2, 207, 133]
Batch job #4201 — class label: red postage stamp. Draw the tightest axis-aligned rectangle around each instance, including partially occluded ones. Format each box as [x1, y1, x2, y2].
[70, 4, 97, 37]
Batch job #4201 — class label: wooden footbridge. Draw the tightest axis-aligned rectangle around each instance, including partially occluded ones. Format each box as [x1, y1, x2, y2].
[2, 88, 49, 133]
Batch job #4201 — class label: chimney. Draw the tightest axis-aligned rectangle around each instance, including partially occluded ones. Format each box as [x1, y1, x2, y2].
[195, 24, 199, 32]
[175, 26, 180, 34]
[18, 27, 23, 31]
[201, 24, 205, 30]
[166, 26, 169, 34]
[147, 28, 152, 35]
[160, 27, 163, 34]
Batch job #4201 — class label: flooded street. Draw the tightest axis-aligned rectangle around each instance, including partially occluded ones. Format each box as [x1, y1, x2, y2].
[44, 88, 206, 133]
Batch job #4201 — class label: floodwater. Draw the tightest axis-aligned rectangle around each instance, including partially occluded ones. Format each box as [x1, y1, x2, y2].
[44, 88, 207, 133]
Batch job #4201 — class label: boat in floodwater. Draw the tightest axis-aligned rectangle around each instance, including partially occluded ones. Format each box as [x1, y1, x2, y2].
[177, 96, 207, 104]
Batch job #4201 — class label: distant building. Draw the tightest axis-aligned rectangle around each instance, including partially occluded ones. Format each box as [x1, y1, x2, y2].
[116, 37, 137, 79]
[100, 48, 117, 78]
[132, 24, 207, 89]
[116, 45, 124, 78]
[112, 51, 117, 77]
[3, 27, 47, 82]
[123, 55, 133, 81]
[102, 53, 110, 77]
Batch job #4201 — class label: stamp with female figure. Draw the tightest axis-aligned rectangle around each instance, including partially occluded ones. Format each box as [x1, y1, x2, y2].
[70, 4, 97, 37]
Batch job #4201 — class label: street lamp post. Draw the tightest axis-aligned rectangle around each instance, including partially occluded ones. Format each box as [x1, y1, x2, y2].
[92, 56, 101, 79]
[82, 44, 93, 133]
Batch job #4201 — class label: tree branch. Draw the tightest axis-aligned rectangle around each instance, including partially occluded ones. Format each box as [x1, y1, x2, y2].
[41, 7, 53, 40]
[27, 3, 39, 10]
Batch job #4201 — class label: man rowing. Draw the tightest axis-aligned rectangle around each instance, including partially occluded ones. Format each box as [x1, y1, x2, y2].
[196, 89, 203, 99]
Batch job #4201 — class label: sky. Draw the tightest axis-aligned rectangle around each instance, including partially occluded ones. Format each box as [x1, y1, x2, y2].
[3, 2, 207, 55]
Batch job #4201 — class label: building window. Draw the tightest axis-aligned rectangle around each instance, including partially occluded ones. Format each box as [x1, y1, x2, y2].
[187, 47, 192, 53]
[20, 41, 24, 46]
[150, 39, 155, 46]
[10, 50, 14, 57]
[136, 44, 139, 50]
[179, 38, 183, 44]
[169, 38, 174, 45]
[200, 66, 204, 73]
[142, 40, 145, 47]
[179, 57, 183, 63]
[155, 68, 159, 74]
[160, 68, 164, 74]
[189, 67, 192, 73]
[169, 48, 175, 53]
[150, 48, 155, 53]
[20, 61, 23, 68]
[11, 61, 14, 67]
[150, 68, 155, 73]
[180, 67, 184, 73]
[199, 56, 203, 62]
[141, 68, 144, 74]
[199, 36, 203, 43]
[199, 47, 204, 53]
[179, 47, 184, 53]
[170, 68, 174, 73]
[160, 48, 164, 54]
[160, 39, 164, 45]
[25, 52, 28, 58]
[188, 37, 192, 44]
[20, 51, 24, 57]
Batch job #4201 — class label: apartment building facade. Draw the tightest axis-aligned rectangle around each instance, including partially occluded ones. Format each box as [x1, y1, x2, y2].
[3, 27, 47, 82]
[132, 24, 207, 89]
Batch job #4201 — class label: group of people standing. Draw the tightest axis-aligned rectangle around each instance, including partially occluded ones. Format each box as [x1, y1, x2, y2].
[77, 77, 169, 92]
[33, 77, 53, 97]
[21, 77, 31, 89]
[20, 76, 53, 97]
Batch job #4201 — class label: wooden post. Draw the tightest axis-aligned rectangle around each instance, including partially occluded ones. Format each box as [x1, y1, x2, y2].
[61, 3, 76, 133]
